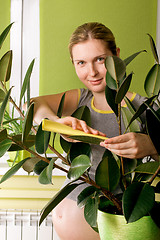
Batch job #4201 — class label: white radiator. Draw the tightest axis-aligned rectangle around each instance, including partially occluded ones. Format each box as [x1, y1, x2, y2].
[0, 210, 60, 240]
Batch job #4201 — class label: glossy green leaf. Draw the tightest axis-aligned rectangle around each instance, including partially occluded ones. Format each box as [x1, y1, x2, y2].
[0, 89, 5, 103]
[115, 73, 133, 104]
[35, 121, 51, 154]
[147, 34, 159, 63]
[0, 23, 13, 49]
[146, 109, 160, 154]
[126, 96, 156, 130]
[77, 186, 98, 208]
[67, 154, 91, 181]
[33, 160, 49, 175]
[121, 107, 140, 132]
[0, 157, 30, 184]
[105, 85, 118, 116]
[69, 135, 104, 145]
[8, 134, 35, 151]
[22, 103, 34, 143]
[105, 55, 126, 81]
[0, 129, 7, 143]
[105, 71, 117, 90]
[144, 64, 160, 97]
[84, 196, 98, 228]
[20, 59, 35, 106]
[95, 149, 120, 191]
[57, 93, 66, 118]
[0, 87, 12, 126]
[0, 50, 12, 82]
[0, 139, 12, 157]
[72, 105, 91, 126]
[123, 182, 155, 223]
[135, 161, 160, 175]
[149, 202, 160, 228]
[69, 142, 91, 162]
[124, 96, 142, 124]
[38, 158, 55, 185]
[144, 102, 160, 123]
[22, 157, 40, 173]
[39, 182, 79, 225]
[124, 50, 146, 66]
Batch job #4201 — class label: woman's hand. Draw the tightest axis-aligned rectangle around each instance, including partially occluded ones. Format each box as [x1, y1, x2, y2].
[56, 116, 106, 142]
[100, 132, 159, 160]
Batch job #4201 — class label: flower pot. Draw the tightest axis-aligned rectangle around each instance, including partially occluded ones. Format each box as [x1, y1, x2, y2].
[97, 210, 160, 240]
[8, 150, 31, 167]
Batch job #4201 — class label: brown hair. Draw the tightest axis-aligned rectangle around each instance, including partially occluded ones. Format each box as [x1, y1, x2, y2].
[69, 22, 117, 59]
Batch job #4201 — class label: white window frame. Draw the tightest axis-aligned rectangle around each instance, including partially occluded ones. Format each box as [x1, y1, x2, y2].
[10, 0, 40, 105]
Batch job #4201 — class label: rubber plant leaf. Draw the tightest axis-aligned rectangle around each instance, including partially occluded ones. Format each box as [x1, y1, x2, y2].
[0, 139, 12, 158]
[69, 135, 106, 145]
[8, 134, 35, 151]
[0, 50, 12, 83]
[39, 182, 80, 226]
[84, 196, 99, 228]
[67, 154, 91, 181]
[147, 34, 159, 63]
[35, 121, 51, 154]
[72, 105, 91, 126]
[95, 149, 120, 192]
[22, 103, 34, 143]
[115, 72, 133, 103]
[126, 95, 156, 130]
[0, 157, 30, 184]
[134, 161, 160, 175]
[124, 96, 142, 124]
[149, 202, 160, 228]
[146, 109, 160, 155]
[33, 160, 49, 175]
[121, 107, 140, 133]
[0, 89, 5, 103]
[124, 50, 146, 66]
[77, 186, 98, 208]
[0, 87, 12, 126]
[144, 102, 160, 123]
[105, 85, 118, 116]
[144, 64, 160, 97]
[105, 71, 117, 90]
[53, 92, 66, 146]
[0, 129, 7, 143]
[0, 23, 13, 49]
[38, 158, 55, 185]
[69, 142, 91, 162]
[20, 59, 35, 107]
[22, 157, 40, 174]
[105, 55, 126, 82]
[123, 182, 155, 223]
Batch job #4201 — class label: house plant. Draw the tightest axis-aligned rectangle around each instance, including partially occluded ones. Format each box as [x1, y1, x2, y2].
[0, 23, 160, 239]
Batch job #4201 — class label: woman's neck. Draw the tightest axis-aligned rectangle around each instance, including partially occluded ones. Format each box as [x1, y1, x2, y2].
[92, 92, 111, 111]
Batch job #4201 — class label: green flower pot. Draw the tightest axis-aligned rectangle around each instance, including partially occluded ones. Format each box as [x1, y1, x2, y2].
[97, 210, 160, 240]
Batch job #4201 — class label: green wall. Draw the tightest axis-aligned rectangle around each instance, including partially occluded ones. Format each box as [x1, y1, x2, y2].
[40, 0, 157, 96]
[0, 0, 10, 58]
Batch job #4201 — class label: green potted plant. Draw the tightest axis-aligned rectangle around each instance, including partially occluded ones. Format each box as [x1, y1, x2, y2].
[0, 23, 160, 240]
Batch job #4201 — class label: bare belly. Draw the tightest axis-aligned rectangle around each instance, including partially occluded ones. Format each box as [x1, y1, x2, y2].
[52, 198, 100, 240]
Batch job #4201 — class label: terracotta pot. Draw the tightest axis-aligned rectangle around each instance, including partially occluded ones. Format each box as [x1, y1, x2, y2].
[97, 210, 160, 240]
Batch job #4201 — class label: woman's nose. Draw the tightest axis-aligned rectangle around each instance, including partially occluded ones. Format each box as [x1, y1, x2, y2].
[88, 63, 98, 77]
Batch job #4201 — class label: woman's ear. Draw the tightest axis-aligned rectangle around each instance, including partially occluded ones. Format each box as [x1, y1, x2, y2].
[116, 47, 120, 57]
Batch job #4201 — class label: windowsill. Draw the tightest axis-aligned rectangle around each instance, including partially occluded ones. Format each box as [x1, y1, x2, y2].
[0, 153, 67, 176]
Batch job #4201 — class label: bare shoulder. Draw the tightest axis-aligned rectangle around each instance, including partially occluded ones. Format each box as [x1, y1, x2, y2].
[126, 91, 134, 99]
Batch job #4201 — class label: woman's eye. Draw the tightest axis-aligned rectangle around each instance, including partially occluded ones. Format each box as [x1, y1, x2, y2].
[97, 57, 105, 62]
[78, 61, 84, 65]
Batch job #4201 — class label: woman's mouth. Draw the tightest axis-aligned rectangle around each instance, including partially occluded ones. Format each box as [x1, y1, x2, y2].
[89, 78, 103, 85]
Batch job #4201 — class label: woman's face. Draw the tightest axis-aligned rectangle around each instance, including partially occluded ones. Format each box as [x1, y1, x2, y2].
[72, 39, 114, 94]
